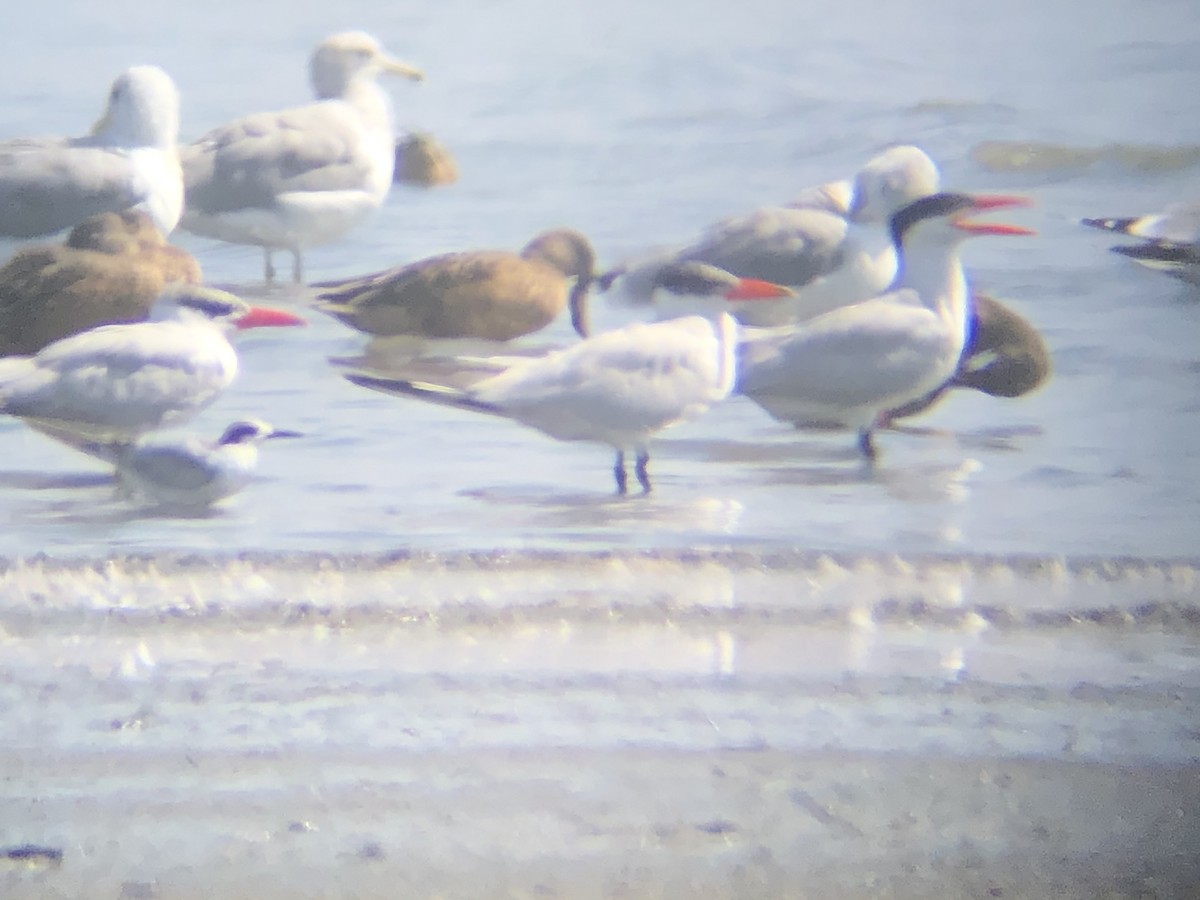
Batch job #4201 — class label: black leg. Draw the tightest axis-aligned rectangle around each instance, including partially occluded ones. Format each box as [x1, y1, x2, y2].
[634, 450, 651, 494]
[613, 451, 628, 494]
[857, 429, 878, 462]
[263, 249, 276, 284]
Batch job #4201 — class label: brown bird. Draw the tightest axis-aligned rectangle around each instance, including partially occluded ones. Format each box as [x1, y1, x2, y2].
[0, 209, 201, 356]
[315, 228, 596, 342]
[884, 293, 1051, 422]
[393, 132, 459, 187]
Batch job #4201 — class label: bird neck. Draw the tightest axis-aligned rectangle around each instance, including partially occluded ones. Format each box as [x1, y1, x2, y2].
[339, 81, 394, 133]
[96, 108, 178, 150]
[892, 236, 970, 332]
[216, 443, 260, 474]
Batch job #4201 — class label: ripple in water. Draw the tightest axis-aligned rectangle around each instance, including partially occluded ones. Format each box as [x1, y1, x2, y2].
[971, 140, 1200, 174]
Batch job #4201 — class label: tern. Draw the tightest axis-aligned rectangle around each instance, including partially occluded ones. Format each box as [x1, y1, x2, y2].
[0, 286, 305, 454]
[115, 419, 302, 509]
[599, 145, 941, 324]
[0, 65, 183, 238]
[1082, 200, 1200, 286]
[180, 32, 425, 284]
[737, 192, 1035, 459]
[342, 270, 791, 493]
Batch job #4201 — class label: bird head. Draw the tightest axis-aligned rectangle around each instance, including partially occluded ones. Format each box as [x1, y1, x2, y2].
[890, 192, 1035, 252]
[151, 286, 307, 330]
[310, 31, 424, 98]
[848, 145, 941, 224]
[217, 419, 303, 446]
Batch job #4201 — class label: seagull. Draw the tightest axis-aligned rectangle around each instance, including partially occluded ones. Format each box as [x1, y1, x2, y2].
[115, 418, 302, 509]
[315, 228, 597, 342]
[599, 145, 941, 324]
[341, 268, 795, 493]
[882, 292, 1052, 422]
[737, 193, 1035, 460]
[1082, 201, 1200, 285]
[180, 31, 425, 284]
[0, 285, 305, 454]
[0, 65, 183, 239]
[0, 210, 201, 356]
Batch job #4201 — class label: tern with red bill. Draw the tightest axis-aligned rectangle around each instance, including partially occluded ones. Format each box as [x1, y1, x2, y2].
[341, 267, 792, 493]
[737, 192, 1035, 459]
[647, 261, 797, 322]
[0, 285, 305, 455]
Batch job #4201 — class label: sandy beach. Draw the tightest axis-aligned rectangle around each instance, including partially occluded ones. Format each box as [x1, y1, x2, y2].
[3, 551, 1199, 899]
[4, 746, 1199, 899]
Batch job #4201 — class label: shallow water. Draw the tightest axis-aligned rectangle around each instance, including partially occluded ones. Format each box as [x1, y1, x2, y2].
[1, 3, 1199, 895]
[1, 0, 1199, 561]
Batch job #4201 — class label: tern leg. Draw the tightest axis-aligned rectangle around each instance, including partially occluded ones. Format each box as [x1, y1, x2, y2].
[263, 249, 276, 284]
[291, 249, 304, 284]
[857, 428, 878, 462]
[613, 451, 629, 495]
[634, 449, 651, 494]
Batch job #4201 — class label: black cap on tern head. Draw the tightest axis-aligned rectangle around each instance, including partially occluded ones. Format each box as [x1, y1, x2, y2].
[218, 420, 270, 445]
[889, 193, 976, 249]
[653, 261, 738, 297]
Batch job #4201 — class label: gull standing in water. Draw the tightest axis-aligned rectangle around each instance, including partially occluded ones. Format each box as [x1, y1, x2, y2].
[343, 270, 792, 493]
[315, 229, 597, 342]
[599, 145, 941, 324]
[115, 419, 301, 509]
[0, 66, 183, 239]
[737, 193, 1035, 460]
[1082, 200, 1200, 285]
[0, 286, 305, 455]
[180, 31, 424, 284]
[0, 210, 201, 356]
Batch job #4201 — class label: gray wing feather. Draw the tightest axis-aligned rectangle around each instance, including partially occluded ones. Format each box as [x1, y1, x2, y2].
[124, 445, 219, 491]
[737, 295, 947, 409]
[678, 207, 849, 288]
[183, 103, 376, 213]
[0, 142, 146, 238]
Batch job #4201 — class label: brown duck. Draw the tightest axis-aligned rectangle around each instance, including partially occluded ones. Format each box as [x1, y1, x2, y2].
[315, 228, 596, 341]
[393, 132, 459, 187]
[885, 293, 1051, 422]
[0, 209, 201, 356]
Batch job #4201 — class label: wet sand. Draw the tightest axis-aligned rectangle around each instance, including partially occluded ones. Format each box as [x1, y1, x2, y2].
[3, 746, 1199, 899]
[3, 550, 1199, 899]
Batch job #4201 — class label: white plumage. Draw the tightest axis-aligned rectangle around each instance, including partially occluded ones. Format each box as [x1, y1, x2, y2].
[0, 286, 305, 454]
[602, 145, 941, 325]
[0, 66, 183, 238]
[346, 307, 745, 494]
[180, 31, 424, 283]
[116, 418, 302, 508]
[737, 193, 1034, 459]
